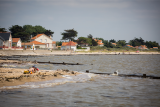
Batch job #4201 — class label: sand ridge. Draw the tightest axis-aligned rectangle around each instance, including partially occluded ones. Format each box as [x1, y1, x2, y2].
[0, 67, 80, 87]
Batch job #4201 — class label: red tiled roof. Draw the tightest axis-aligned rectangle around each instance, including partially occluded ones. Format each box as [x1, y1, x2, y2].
[12, 38, 20, 42]
[31, 34, 43, 39]
[52, 41, 56, 44]
[153, 47, 158, 49]
[62, 42, 68, 46]
[65, 41, 76, 46]
[30, 41, 45, 45]
[112, 43, 117, 46]
[22, 41, 45, 45]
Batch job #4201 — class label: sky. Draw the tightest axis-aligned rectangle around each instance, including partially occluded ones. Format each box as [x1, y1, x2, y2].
[0, 0, 160, 44]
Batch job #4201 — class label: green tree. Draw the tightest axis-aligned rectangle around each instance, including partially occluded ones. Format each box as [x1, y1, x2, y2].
[56, 41, 62, 46]
[116, 40, 126, 47]
[109, 39, 116, 43]
[23, 25, 35, 35]
[92, 39, 98, 46]
[103, 40, 114, 48]
[9, 25, 30, 42]
[0, 27, 7, 32]
[129, 37, 145, 46]
[77, 37, 92, 46]
[34, 25, 46, 35]
[145, 41, 159, 48]
[87, 34, 93, 39]
[103, 40, 109, 47]
[96, 38, 104, 43]
[44, 30, 54, 37]
[61, 29, 78, 41]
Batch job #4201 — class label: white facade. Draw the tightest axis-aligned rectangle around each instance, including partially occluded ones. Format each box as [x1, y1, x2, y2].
[66, 46, 77, 51]
[12, 39, 21, 47]
[17, 40, 21, 47]
[31, 34, 53, 49]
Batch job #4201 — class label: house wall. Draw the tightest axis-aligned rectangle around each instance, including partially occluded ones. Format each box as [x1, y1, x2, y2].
[66, 46, 76, 51]
[34, 34, 53, 48]
[17, 40, 21, 47]
[35, 44, 46, 48]
[0, 39, 3, 46]
[4, 40, 9, 47]
[61, 46, 65, 50]
[9, 34, 12, 48]
[53, 44, 56, 49]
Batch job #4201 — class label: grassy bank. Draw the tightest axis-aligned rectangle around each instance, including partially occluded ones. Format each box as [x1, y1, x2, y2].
[90, 46, 160, 53]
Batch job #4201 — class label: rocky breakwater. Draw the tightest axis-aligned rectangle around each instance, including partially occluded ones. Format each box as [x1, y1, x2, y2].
[0, 68, 80, 87]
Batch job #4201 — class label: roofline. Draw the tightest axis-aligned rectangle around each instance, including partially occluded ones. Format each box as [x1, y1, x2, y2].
[31, 34, 53, 40]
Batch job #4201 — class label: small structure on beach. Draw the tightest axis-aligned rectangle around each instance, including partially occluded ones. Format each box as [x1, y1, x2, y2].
[0, 32, 12, 49]
[61, 41, 77, 51]
[12, 38, 22, 47]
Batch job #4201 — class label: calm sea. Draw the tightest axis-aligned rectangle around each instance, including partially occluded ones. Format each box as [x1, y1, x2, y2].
[0, 55, 160, 107]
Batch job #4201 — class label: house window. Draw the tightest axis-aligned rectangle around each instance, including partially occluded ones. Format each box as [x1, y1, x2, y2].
[40, 39, 42, 42]
[45, 39, 47, 43]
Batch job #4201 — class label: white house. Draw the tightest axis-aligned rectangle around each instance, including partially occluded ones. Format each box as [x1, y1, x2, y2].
[0, 32, 12, 49]
[12, 38, 22, 47]
[21, 40, 46, 50]
[61, 41, 77, 51]
[30, 34, 53, 49]
[52, 41, 56, 49]
[22, 34, 55, 49]
[94, 39, 104, 46]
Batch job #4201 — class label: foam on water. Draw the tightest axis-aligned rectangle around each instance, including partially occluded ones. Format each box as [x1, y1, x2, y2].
[0, 72, 96, 90]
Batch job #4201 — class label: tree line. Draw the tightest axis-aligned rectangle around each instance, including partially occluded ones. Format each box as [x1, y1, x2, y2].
[0, 27, 159, 48]
[0, 25, 54, 42]
[60, 29, 159, 49]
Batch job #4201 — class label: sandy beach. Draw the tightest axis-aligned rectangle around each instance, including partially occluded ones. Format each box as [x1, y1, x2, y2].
[0, 50, 160, 56]
[0, 59, 81, 87]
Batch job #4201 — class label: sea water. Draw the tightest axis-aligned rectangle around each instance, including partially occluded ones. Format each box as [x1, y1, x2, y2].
[0, 55, 160, 107]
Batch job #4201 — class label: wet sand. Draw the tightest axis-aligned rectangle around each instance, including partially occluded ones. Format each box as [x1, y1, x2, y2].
[0, 60, 81, 87]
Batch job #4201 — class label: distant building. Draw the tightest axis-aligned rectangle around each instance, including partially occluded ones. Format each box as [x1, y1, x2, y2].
[61, 41, 77, 51]
[52, 41, 56, 49]
[138, 45, 148, 49]
[125, 45, 133, 48]
[94, 39, 104, 46]
[12, 38, 22, 47]
[111, 43, 117, 46]
[0, 32, 12, 49]
[22, 34, 54, 50]
[30, 34, 53, 49]
[22, 41, 45, 50]
[153, 47, 158, 49]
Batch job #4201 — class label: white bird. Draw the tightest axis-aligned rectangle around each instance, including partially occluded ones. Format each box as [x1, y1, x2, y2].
[111, 70, 119, 76]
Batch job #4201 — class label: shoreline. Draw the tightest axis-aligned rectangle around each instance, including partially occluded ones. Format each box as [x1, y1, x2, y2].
[0, 50, 159, 89]
[0, 50, 160, 56]
[0, 66, 80, 88]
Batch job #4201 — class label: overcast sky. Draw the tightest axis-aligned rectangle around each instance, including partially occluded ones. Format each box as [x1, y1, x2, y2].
[0, 0, 160, 44]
